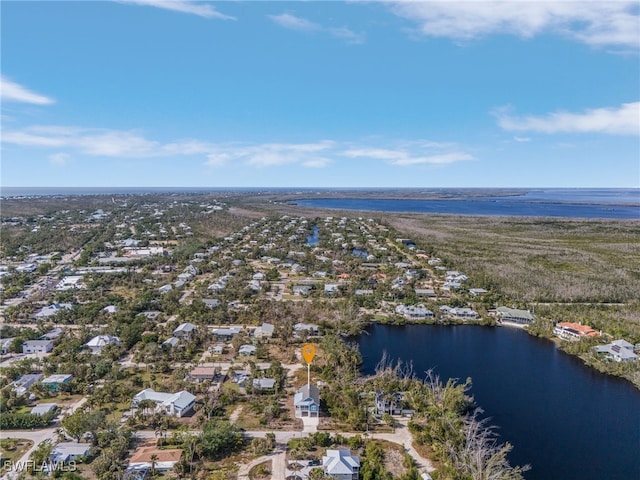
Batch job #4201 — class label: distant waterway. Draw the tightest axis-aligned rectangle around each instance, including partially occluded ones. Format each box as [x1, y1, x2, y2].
[357, 324, 640, 480]
[293, 189, 640, 219]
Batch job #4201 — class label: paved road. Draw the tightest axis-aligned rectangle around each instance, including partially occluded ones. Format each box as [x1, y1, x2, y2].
[0, 396, 88, 480]
[2, 412, 433, 479]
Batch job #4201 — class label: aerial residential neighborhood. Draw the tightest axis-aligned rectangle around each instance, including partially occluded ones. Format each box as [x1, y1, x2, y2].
[0, 193, 638, 480]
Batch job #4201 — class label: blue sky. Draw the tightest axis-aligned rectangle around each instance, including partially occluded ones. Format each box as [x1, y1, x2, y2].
[1, 0, 639, 188]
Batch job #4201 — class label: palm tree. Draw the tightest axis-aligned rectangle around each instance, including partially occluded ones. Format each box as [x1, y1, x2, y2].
[150, 453, 158, 477]
[155, 417, 168, 445]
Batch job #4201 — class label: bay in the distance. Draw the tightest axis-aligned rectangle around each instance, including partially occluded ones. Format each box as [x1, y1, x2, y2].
[357, 324, 640, 480]
[294, 188, 640, 219]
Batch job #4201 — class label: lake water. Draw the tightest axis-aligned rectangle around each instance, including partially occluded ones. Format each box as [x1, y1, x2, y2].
[294, 189, 640, 219]
[306, 226, 320, 245]
[357, 324, 640, 480]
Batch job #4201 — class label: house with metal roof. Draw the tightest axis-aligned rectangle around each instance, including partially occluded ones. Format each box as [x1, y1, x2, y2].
[173, 322, 196, 338]
[252, 378, 276, 391]
[34, 303, 73, 319]
[22, 339, 54, 354]
[495, 306, 535, 325]
[51, 443, 91, 463]
[594, 339, 638, 363]
[85, 335, 120, 354]
[238, 344, 256, 356]
[253, 322, 274, 339]
[12, 373, 43, 396]
[322, 449, 360, 480]
[31, 403, 57, 416]
[132, 388, 195, 417]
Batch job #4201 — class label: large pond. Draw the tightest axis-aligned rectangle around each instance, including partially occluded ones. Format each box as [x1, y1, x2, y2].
[357, 324, 640, 480]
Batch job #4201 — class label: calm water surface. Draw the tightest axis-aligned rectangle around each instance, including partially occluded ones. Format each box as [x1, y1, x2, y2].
[295, 196, 640, 219]
[357, 324, 640, 480]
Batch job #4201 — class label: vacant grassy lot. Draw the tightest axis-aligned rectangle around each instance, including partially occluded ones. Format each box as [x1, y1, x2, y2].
[388, 214, 640, 304]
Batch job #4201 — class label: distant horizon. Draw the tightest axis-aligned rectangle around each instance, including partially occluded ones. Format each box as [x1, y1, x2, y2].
[2, 185, 639, 200]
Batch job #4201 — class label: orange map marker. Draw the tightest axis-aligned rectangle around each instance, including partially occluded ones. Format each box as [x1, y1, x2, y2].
[302, 344, 316, 364]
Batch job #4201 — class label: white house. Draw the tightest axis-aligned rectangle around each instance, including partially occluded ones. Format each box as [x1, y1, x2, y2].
[446, 307, 480, 320]
[322, 449, 360, 480]
[294, 384, 320, 418]
[12, 373, 43, 396]
[201, 298, 221, 309]
[495, 307, 535, 325]
[56, 275, 84, 291]
[252, 378, 276, 391]
[132, 388, 195, 417]
[31, 403, 57, 416]
[594, 340, 638, 363]
[395, 304, 434, 320]
[211, 327, 241, 341]
[50, 443, 91, 463]
[85, 335, 120, 354]
[238, 344, 256, 356]
[34, 303, 73, 319]
[22, 339, 54, 354]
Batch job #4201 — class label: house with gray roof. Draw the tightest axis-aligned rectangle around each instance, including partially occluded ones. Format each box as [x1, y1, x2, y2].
[252, 378, 276, 391]
[50, 443, 91, 463]
[294, 383, 320, 418]
[201, 298, 221, 309]
[495, 306, 535, 325]
[254, 322, 274, 339]
[162, 337, 180, 349]
[594, 339, 638, 363]
[31, 403, 57, 416]
[294, 323, 319, 337]
[238, 344, 256, 356]
[395, 304, 434, 320]
[132, 388, 195, 417]
[34, 303, 73, 319]
[173, 322, 196, 338]
[85, 335, 120, 354]
[22, 339, 54, 354]
[40, 328, 64, 340]
[322, 449, 360, 480]
[211, 327, 241, 341]
[12, 373, 43, 396]
[0, 338, 15, 354]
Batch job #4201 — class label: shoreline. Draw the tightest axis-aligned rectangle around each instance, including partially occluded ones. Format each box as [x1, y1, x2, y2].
[360, 318, 640, 390]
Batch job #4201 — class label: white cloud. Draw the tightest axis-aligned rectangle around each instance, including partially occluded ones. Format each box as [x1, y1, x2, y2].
[268, 13, 321, 32]
[386, 1, 640, 49]
[49, 153, 70, 166]
[513, 136, 532, 142]
[269, 13, 364, 44]
[328, 27, 366, 45]
[2, 126, 160, 156]
[2, 123, 474, 169]
[118, 0, 235, 20]
[0, 76, 55, 105]
[496, 102, 640, 135]
[206, 141, 335, 168]
[343, 146, 474, 166]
